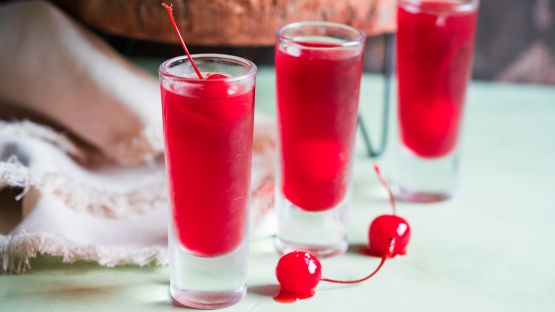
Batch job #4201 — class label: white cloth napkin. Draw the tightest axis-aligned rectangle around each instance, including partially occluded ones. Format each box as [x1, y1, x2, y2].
[0, 121, 275, 273]
[0, 1, 276, 273]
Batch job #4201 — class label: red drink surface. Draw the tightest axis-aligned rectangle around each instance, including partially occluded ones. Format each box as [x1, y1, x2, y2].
[276, 41, 363, 211]
[397, 1, 477, 158]
[161, 74, 254, 257]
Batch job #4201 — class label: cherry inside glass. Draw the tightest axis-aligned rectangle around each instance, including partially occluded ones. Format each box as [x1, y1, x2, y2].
[276, 22, 365, 212]
[397, 0, 478, 158]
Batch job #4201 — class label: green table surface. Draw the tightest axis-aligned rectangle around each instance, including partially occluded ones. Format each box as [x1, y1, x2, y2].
[1, 64, 555, 312]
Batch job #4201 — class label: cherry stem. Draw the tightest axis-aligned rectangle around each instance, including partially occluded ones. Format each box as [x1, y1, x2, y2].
[320, 167, 397, 286]
[373, 163, 396, 216]
[161, 2, 203, 79]
[320, 238, 395, 284]
[320, 256, 387, 284]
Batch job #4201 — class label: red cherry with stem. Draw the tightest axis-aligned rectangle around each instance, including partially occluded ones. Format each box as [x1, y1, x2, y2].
[275, 251, 322, 295]
[274, 164, 409, 299]
[368, 164, 411, 257]
[275, 246, 392, 292]
[369, 215, 410, 257]
[161, 2, 203, 79]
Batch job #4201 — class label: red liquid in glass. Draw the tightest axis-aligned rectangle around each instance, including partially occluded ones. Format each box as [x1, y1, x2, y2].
[276, 41, 363, 211]
[397, 1, 477, 158]
[161, 75, 254, 257]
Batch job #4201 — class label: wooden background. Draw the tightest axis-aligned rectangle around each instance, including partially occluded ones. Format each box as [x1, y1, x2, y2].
[3, 0, 554, 85]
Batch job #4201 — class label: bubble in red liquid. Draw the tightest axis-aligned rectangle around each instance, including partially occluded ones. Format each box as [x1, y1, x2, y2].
[206, 73, 229, 80]
[368, 215, 411, 257]
[275, 251, 322, 295]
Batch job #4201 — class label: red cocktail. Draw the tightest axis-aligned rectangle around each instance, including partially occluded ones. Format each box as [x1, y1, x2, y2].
[394, 0, 478, 201]
[161, 76, 253, 257]
[160, 54, 256, 308]
[397, 0, 477, 158]
[275, 22, 365, 257]
[276, 42, 362, 211]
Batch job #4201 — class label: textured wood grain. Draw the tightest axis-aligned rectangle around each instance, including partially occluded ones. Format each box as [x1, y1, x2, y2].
[53, 0, 396, 46]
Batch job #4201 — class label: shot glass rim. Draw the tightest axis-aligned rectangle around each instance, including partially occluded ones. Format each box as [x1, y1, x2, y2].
[399, 0, 479, 13]
[275, 21, 366, 50]
[159, 53, 257, 84]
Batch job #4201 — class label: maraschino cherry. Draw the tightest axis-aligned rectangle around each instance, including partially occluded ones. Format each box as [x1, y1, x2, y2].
[276, 251, 322, 295]
[206, 73, 228, 80]
[274, 164, 411, 301]
[368, 164, 411, 257]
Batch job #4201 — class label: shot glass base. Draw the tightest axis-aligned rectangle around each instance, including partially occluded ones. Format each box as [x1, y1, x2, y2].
[171, 285, 246, 310]
[275, 237, 348, 258]
[276, 191, 349, 258]
[392, 146, 458, 203]
[393, 185, 452, 203]
[168, 228, 248, 309]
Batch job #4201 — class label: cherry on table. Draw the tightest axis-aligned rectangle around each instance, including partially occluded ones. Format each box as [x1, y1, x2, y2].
[368, 214, 411, 257]
[275, 251, 322, 295]
[368, 164, 411, 257]
[273, 164, 412, 303]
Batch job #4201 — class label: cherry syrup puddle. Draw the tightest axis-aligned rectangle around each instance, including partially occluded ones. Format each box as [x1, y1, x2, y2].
[273, 289, 315, 303]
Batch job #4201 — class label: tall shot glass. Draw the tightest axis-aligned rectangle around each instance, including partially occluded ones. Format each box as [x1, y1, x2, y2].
[159, 54, 256, 309]
[393, 0, 479, 202]
[275, 22, 366, 257]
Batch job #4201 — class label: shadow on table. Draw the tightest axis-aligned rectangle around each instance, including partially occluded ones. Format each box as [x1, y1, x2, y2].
[347, 243, 370, 256]
[23, 255, 162, 274]
[147, 299, 199, 310]
[2, 256, 165, 294]
[248, 284, 279, 298]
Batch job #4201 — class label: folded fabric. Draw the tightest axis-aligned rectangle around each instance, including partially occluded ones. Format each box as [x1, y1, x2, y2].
[0, 1, 164, 165]
[0, 1, 277, 273]
[0, 0, 276, 162]
[0, 121, 275, 273]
